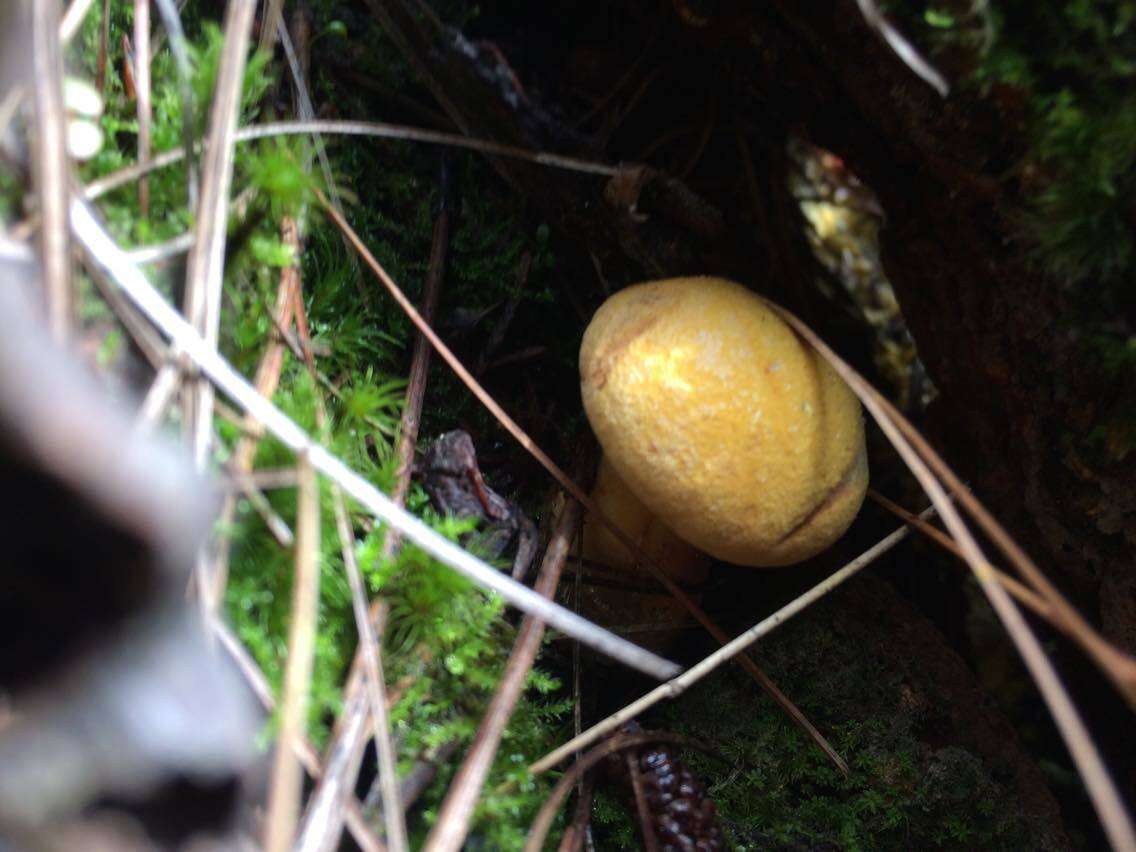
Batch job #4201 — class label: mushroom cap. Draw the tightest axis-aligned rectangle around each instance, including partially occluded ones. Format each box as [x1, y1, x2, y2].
[582, 456, 710, 585]
[580, 276, 868, 567]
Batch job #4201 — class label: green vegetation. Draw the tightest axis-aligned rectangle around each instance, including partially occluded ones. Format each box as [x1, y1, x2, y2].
[646, 599, 1031, 851]
[40, 0, 1101, 847]
[64, 1, 569, 844]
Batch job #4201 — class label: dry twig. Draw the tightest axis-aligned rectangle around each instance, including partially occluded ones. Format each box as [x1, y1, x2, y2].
[208, 218, 301, 609]
[316, 190, 849, 776]
[264, 456, 321, 852]
[555, 772, 595, 852]
[31, 0, 72, 340]
[181, 0, 254, 473]
[296, 183, 452, 852]
[133, 0, 151, 217]
[74, 198, 675, 670]
[291, 260, 409, 852]
[83, 119, 622, 201]
[530, 516, 923, 775]
[59, 0, 96, 43]
[525, 732, 695, 852]
[211, 617, 389, 852]
[853, 0, 950, 96]
[426, 499, 582, 852]
[869, 490, 1054, 622]
[764, 299, 1136, 852]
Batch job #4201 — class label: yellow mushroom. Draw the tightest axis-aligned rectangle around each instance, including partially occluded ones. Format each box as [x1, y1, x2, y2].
[582, 455, 710, 585]
[575, 457, 707, 652]
[580, 276, 868, 567]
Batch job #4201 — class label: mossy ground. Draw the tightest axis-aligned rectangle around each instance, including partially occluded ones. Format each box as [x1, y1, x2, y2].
[31, 0, 1113, 847]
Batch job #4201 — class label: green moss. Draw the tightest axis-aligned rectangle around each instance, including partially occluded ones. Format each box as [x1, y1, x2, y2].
[641, 602, 1031, 851]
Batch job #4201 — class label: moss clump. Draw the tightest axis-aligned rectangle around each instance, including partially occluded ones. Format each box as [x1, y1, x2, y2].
[643, 583, 1039, 850]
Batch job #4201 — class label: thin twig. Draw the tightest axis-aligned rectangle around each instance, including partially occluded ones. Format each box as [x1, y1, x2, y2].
[134, 358, 181, 430]
[626, 750, 660, 852]
[317, 190, 849, 776]
[211, 616, 390, 852]
[763, 299, 1136, 852]
[126, 230, 196, 265]
[59, 0, 97, 43]
[73, 196, 677, 666]
[223, 466, 299, 492]
[208, 217, 301, 611]
[295, 182, 452, 852]
[264, 455, 321, 852]
[229, 467, 294, 547]
[555, 772, 595, 852]
[292, 260, 409, 852]
[151, 0, 197, 206]
[525, 732, 695, 852]
[133, 0, 151, 217]
[181, 0, 255, 613]
[869, 490, 1054, 622]
[853, 0, 950, 96]
[870, 411, 1136, 709]
[31, 0, 72, 341]
[82, 119, 622, 200]
[182, 0, 254, 470]
[259, 0, 285, 53]
[96, 0, 110, 94]
[530, 516, 923, 775]
[426, 499, 582, 852]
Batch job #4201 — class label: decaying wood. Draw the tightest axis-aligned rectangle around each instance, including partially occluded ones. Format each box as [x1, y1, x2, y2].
[426, 498, 582, 852]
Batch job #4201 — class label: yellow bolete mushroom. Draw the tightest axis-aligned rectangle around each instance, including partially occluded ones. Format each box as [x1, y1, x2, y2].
[580, 276, 868, 567]
[577, 457, 707, 651]
[582, 456, 710, 585]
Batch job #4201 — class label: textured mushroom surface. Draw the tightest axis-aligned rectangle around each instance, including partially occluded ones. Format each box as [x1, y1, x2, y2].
[580, 277, 867, 566]
[582, 456, 710, 585]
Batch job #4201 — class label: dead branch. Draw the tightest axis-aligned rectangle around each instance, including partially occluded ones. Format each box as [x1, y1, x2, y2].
[425, 498, 582, 852]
